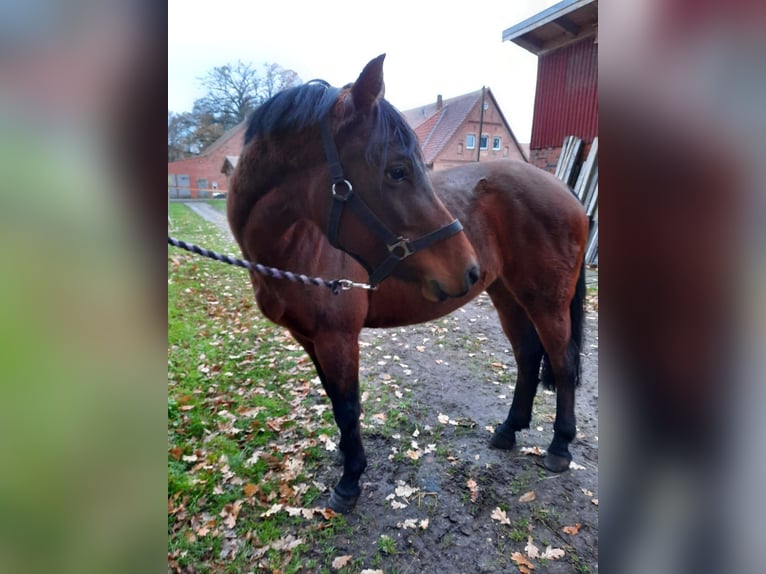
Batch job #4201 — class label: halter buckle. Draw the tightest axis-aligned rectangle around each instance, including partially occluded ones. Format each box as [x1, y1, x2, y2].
[331, 179, 354, 200]
[387, 237, 414, 260]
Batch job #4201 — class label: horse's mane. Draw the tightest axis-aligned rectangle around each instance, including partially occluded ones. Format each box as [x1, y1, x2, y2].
[244, 81, 340, 145]
[243, 80, 423, 169]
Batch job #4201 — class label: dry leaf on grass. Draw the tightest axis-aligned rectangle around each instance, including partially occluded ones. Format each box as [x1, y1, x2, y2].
[466, 478, 479, 502]
[490, 507, 511, 525]
[541, 546, 565, 560]
[518, 490, 536, 503]
[219, 500, 242, 529]
[260, 503, 282, 517]
[243, 483, 258, 498]
[360, 570, 384, 574]
[562, 523, 582, 535]
[520, 446, 545, 456]
[331, 555, 352, 570]
[525, 536, 540, 559]
[511, 551, 535, 571]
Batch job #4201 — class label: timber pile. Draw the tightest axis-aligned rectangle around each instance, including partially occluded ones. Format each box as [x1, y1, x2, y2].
[555, 136, 598, 266]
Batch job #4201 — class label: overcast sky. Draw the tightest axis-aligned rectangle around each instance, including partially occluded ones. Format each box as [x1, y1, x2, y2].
[168, 0, 559, 143]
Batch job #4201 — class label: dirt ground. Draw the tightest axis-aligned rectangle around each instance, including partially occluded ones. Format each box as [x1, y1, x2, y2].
[310, 284, 599, 574]
[185, 202, 599, 573]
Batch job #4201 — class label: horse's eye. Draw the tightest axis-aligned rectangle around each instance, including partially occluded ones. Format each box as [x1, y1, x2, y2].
[386, 166, 408, 182]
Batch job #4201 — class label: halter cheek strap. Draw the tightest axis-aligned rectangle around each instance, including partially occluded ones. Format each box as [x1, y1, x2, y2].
[319, 115, 463, 287]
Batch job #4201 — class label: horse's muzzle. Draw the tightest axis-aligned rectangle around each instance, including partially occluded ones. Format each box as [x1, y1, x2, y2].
[428, 263, 480, 301]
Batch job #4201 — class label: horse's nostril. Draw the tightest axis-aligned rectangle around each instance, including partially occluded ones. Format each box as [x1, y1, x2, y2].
[466, 264, 480, 288]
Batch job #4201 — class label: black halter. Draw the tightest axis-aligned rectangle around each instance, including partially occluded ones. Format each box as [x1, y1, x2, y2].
[319, 115, 463, 287]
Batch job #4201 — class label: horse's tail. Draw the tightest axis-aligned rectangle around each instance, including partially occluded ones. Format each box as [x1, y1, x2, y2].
[541, 260, 586, 388]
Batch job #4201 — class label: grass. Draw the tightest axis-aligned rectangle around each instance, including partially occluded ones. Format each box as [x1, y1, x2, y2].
[168, 203, 367, 573]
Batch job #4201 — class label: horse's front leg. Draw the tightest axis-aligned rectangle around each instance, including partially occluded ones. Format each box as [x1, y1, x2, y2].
[292, 330, 366, 513]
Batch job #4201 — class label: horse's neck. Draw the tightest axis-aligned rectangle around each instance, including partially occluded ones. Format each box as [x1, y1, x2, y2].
[249, 173, 327, 238]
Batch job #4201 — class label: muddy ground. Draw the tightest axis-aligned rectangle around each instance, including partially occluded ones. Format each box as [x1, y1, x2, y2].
[185, 201, 598, 573]
[312, 286, 598, 574]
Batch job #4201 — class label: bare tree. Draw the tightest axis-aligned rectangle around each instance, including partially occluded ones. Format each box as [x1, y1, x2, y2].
[196, 60, 261, 130]
[260, 63, 302, 100]
[170, 60, 302, 157]
[167, 111, 196, 161]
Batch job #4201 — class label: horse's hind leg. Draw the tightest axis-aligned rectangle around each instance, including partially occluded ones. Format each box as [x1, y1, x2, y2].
[486, 282, 545, 451]
[290, 330, 366, 513]
[525, 306, 578, 472]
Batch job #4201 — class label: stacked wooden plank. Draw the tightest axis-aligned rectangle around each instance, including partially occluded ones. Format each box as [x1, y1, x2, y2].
[555, 136, 599, 266]
[554, 136, 584, 187]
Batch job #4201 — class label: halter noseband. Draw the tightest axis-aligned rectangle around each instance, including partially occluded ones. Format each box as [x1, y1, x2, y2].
[319, 114, 463, 287]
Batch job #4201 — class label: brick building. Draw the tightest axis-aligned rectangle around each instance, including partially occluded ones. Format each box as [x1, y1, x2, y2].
[401, 88, 527, 171]
[502, 0, 598, 173]
[170, 87, 525, 197]
[167, 121, 246, 198]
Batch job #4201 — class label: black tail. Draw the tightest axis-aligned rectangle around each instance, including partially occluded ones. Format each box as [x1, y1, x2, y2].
[541, 261, 586, 388]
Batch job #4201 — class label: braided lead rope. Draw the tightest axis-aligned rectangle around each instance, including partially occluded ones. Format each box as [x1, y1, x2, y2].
[168, 237, 376, 294]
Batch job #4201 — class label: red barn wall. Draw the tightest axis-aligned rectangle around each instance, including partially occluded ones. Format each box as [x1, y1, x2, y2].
[530, 35, 598, 171]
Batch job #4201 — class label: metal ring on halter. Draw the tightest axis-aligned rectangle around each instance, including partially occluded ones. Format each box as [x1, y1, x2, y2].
[387, 237, 414, 259]
[331, 179, 353, 200]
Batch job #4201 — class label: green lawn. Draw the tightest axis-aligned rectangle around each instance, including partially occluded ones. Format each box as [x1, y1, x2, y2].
[167, 204, 350, 573]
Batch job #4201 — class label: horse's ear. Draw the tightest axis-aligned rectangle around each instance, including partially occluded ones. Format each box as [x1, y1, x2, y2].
[351, 54, 386, 112]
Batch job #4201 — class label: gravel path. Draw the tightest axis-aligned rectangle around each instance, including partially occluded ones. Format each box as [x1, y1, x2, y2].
[181, 201, 233, 241]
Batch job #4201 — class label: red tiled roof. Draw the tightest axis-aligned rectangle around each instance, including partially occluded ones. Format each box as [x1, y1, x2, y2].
[401, 88, 527, 164]
[201, 120, 247, 157]
[402, 90, 484, 164]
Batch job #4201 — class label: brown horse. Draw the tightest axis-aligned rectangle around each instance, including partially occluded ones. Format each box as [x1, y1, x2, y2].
[228, 55, 589, 513]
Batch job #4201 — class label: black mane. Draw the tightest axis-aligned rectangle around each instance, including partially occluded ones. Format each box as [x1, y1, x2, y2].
[244, 81, 340, 145]
[243, 80, 423, 169]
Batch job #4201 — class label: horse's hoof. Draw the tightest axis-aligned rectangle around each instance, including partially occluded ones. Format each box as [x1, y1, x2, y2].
[328, 488, 359, 514]
[489, 428, 516, 450]
[544, 452, 571, 473]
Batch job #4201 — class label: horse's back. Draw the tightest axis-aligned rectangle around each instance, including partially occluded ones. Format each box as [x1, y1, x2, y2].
[433, 159, 587, 250]
[433, 159, 583, 216]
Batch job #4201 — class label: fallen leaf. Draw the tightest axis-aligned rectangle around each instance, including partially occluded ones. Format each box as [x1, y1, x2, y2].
[562, 523, 582, 536]
[520, 446, 545, 456]
[260, 503, 283, 517]
[169, 447, 182, 461]
[570, 461, 587, 470]
[467, 478, 479, 502]
[219, 500, 243, 529]
[541, 546, 565, 560]
[270, 534, 304, 551]
[332, 555, 352, 570]
[581, 488, 594, 497]
[314, 507, 337, 520]
[318, 434, 337, 452]
[243, 483, 258, 498]
[592, 498, 599, 506]
[437, 413, 449, 424]
[360, 570, 384, 574]
[390, 500, 407, 510]
[511, 551, 535, 570]
[518, 491, 536, 503]
[395, 483, 418, 498]
[525, 536, 540, 558]
[397, 518, 418, 529]
[491, 507, 511, 525]
[419, 518, 429, 530]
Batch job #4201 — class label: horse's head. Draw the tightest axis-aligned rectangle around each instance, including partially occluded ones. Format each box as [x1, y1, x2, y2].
[322, 54, 479, 301]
